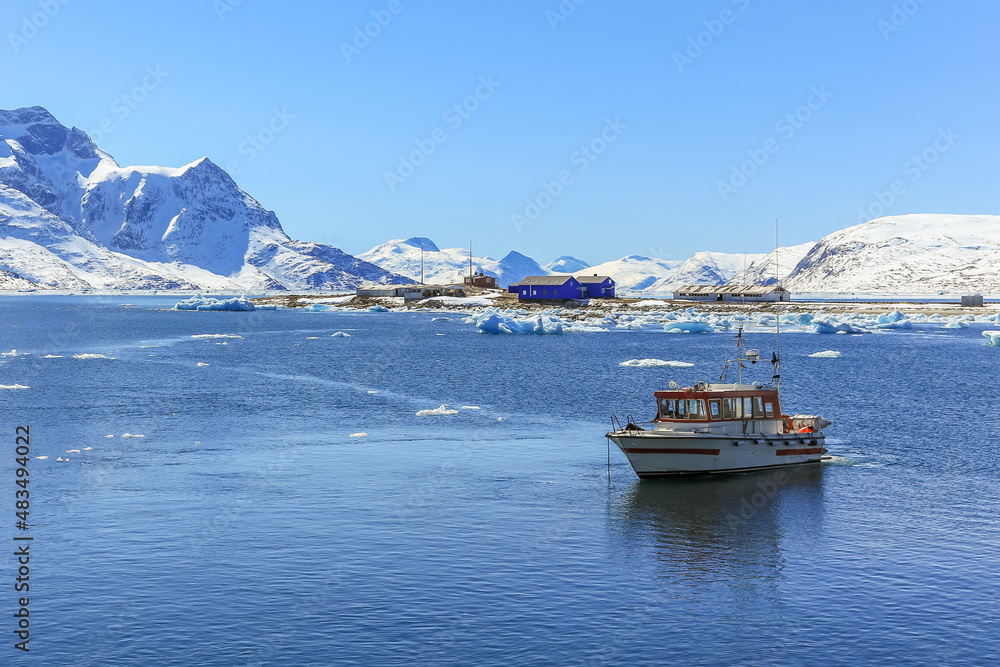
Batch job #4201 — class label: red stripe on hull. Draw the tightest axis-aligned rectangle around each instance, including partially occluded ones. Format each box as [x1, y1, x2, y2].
[775, 447, 824, 456]
[623, 448, 721, 456]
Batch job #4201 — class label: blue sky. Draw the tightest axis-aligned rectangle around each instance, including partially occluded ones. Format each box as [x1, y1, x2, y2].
[5, 0, 998, 264]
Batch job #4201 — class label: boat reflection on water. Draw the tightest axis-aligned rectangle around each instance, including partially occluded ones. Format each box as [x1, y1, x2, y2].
[607, 465, 826, 611]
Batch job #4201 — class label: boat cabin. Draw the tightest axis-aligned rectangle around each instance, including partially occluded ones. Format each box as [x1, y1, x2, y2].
[653, 384, 784, 434]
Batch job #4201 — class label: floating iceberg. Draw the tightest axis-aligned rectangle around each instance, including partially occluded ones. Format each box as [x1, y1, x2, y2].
[809, 350, 842, 358]
[331, 332, 351, 338]
[191, 334, 244, 340]
[461, 405, 481, 410]
[472, 308, 564, 335]
[431, 317, 451, 323]
[367, 304, 389, 313]
[619, 359, 695, 368]
[0, 384, 30, 390]
[664, 321, 715, 334]
[983, 331, 1000, 347]
[944, 321, 969, 329]
[73, 353, 110, 360]
[121, 433, 145, 438]
[349, 432, 368, 438]
[416, 404, 459, 417]
[174, 295, 256, 311]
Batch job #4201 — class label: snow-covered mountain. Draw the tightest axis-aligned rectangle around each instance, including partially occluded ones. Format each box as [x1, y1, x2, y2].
[646, 251, 764, 292]
[729, 242, 817, 286]
[357, 237, 548, 287]
[545, 255, 590, 273]
[783, 214, 1000, 293]
[562, 255, 683, 291]
[0, 106, 403, 290]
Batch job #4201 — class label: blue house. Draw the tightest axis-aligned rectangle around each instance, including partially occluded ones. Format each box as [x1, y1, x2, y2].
[577, 274, 615, 298]
[516, 275, 584, 300]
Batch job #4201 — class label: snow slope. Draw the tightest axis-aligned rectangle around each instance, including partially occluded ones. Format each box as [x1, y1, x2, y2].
[784, 214, 1000, 293]
[565, 255, 683, 291]
[358, 237, 548, 287]
[0, 106, 404, 290]
[545, 256, 590, 273]
[729, 242, 817, 286]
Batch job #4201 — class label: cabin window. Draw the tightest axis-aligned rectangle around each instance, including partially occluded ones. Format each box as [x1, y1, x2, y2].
[689, 400, 706, 420]
[676, 399, 688, 419]
[764, 402, 774, 418]
[722, 398, 734, 419]
[753, 396, 764, 418]
[659, 398, 675, 419]
[708, 399, 721, 420]
[742, 397, 753, 418]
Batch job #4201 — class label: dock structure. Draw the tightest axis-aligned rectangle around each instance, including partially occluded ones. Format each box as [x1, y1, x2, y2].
[673, 285, 791, 302]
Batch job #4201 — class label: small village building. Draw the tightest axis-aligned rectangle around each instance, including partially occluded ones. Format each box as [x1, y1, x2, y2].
[961, 294, 984, 307]
[516, 276, 584, 300]
[463, 271, 497, 289]
[356, 284, 466, 300]
[673, 285, 791, 302]
[577, 275, 615, 298]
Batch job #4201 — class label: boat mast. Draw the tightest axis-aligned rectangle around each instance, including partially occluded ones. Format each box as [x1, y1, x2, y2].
[773, 218, 781, 390]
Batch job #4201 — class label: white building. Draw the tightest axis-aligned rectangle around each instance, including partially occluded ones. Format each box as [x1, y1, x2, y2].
[673, 285, 791, 302]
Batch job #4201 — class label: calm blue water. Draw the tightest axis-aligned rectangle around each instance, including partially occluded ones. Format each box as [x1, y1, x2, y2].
[1, 298, 998, 666]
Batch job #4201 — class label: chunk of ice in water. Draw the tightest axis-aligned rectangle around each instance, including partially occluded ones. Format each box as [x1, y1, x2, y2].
[983, 331, 1000, 347]
[331, 332, 351, 338]
[619, 359, 694, 368]
[349, 432, 368, 438]
[809, 350, 842, 358]
[416, 404, 459, 417]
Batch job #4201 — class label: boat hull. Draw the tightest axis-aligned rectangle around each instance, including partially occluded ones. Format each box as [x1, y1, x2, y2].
[607, 431, 826, 478]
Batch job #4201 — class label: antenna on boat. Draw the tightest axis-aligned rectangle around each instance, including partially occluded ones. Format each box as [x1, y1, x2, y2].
[773, 218, 781, 390]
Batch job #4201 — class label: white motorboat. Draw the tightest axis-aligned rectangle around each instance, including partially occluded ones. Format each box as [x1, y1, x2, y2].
[607, 330, 830, 478]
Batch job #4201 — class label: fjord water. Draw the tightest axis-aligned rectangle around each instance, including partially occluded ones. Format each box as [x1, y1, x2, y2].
[1, 298, 998, 666]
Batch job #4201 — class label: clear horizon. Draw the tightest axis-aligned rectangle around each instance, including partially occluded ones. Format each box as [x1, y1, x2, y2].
[6, 0, 997, 265]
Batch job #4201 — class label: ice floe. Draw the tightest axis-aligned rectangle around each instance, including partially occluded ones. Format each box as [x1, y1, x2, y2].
[0, 384, 30, 390]
[431, 317, 451, 323]
[349, 432, 368, 438]
[471, 308, 565, 335]
[41, 354, 63, 358]
[121, 433, 145, 438]
[197, 362, 210, 367]
[983, 331, 1000, 347]
[174, 295, 257, 311]
[416, 404, 459, 416]
[809, 350, 843, 358]
[35, 456, 47, 460]
[461, 405, 481, 410]
[331, 331, 351, 338]
[74, 353, 111, 360]
[191, 334, 244, 340]
[368, 304, 390, 313]
[619, 359, 695, 368]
